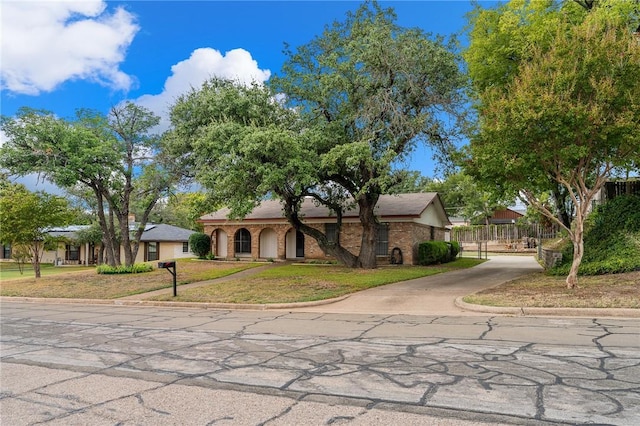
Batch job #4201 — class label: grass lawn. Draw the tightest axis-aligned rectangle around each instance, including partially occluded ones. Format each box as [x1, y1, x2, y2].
[0, 257, 484, 302]
[463, 270, 640, 309]
[147, 259, 482, 303]
[5, 256, 634, 309]
[147, 258, 484, 303]
[0, 260, 262, 299]
[0, 263, 91, 280]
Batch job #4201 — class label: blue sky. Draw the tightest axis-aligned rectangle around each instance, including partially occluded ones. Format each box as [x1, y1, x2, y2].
[1, 1, 495, 191]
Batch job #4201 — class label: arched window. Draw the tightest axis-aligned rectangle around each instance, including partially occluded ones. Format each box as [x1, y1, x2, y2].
[234, 228, 251, 255]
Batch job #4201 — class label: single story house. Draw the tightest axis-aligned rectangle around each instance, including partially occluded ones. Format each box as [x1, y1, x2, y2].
[199, 193, 451, 265]
[137, 223, 197, 263]
[44, 225, 95, 265]
[1, 223, 196, 265]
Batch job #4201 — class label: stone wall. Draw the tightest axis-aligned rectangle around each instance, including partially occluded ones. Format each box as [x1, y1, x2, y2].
[540, 247, 563, 269]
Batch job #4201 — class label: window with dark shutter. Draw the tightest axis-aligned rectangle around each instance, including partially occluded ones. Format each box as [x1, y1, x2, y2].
[376, 224, 389, 256]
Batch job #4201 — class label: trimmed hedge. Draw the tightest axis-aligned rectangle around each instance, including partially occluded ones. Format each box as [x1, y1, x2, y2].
[449, 241, 460, 259]
[97, 263, 154, 274]
[418, 240, 460, 265]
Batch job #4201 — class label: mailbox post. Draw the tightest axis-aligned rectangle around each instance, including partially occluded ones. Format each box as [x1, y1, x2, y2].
[158, 261, 177, 297]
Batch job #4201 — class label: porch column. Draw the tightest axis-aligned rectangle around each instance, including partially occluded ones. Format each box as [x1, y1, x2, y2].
[277, 227, 287, 260]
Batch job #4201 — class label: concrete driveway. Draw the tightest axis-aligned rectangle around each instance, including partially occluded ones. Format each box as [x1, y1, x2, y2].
[291, 255, 542, 316]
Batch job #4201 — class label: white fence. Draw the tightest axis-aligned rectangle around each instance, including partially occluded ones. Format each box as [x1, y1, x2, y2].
[451, 224, 559, 243]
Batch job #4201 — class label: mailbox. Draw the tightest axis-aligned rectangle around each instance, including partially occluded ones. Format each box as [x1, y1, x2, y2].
[158, 261, 177, 297]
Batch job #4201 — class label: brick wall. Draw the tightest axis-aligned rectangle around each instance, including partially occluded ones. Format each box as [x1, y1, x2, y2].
[204, 223, 291, 260]
[391, 222, 446, 265]
[203, 221, 448, 265]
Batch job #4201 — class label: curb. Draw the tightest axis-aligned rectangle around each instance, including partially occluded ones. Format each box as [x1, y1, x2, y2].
[0, 295, 351, 311]
[454, 297, 640, 318]
[3, 295, 638, 318]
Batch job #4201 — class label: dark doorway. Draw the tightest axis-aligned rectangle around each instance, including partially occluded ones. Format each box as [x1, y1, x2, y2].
[296, 231, 305, 258]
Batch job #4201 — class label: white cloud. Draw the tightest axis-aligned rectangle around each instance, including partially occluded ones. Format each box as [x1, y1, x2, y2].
[135, 48, 271, 132]
[1, 0, 139, 95]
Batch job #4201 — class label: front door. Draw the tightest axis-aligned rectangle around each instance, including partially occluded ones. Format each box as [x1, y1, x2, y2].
[296, 231, 305, 258]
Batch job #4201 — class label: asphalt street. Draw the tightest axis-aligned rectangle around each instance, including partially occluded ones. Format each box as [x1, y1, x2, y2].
[2, 256, 639, 425]
[1, 301, 639, 425]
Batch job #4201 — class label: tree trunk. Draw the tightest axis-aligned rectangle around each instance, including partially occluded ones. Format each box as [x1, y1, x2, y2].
[357, 194, 379, 269]
[119, 212, 134, 267]
[281, 196, 359, 267]
[331, 246, 360, 268]
[566, 223, 584, 289]
[130, 199, 159, 265]
[31, 241, 41, 279]
[298, 220, 359, 267]
[108, 208, 121, 266]
[33, 258, 41, 279]
[94, 191, 118, 267]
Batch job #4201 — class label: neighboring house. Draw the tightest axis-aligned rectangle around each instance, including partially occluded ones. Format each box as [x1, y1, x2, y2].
[0, 228, 89, 264]
[199, 193, 451, 265]
[448, 216, 470, 227]
[44, 225, 95, 265]
[137, 223, 196, 263]
[33, 223, 197, 265]
[487, 208, 524, 225]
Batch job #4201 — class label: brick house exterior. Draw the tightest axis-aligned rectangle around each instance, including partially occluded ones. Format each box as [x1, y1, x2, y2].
[199, 193, 451, 265]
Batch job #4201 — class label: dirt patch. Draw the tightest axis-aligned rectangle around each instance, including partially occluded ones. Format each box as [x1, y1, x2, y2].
[464, 271, 640, 308]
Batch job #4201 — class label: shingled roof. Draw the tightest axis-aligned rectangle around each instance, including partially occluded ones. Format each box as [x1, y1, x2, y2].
[200, 193, 447, 223]
[139, 224, 196, 242]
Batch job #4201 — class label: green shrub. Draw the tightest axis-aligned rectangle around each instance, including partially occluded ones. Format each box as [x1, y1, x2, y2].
[97, 263, 154, 274]
[189, 233, 211, 259]
[418, 241, 450, 265]
[448, 241, 460, 260]
[549, 195, 640, 275]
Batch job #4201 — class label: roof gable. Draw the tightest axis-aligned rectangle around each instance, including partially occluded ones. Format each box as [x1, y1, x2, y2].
[491, 208, 524, 220]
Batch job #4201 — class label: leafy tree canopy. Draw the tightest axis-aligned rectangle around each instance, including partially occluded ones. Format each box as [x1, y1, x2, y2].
[464, 0, 640, 287]
[142, 192, 208, 232]
[423, 172, 510, 225]
[0, 102, 183, 267]
[168, 1, 466, 268]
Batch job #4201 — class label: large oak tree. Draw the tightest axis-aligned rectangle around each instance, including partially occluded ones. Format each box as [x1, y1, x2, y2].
[168, 2, 465, 267]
